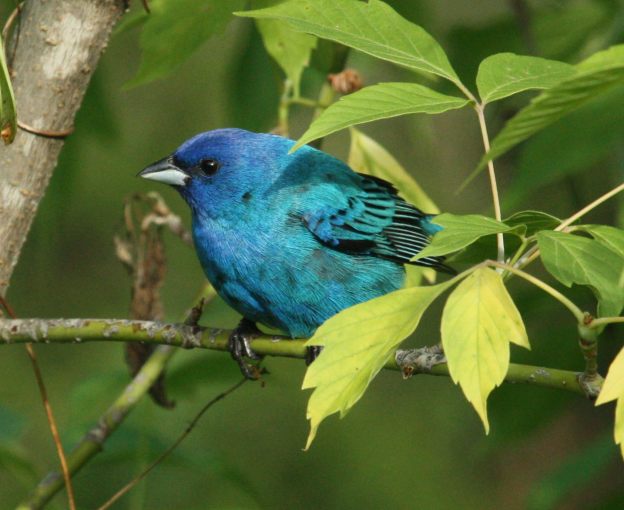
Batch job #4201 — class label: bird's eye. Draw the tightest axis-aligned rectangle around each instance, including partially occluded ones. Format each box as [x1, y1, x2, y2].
[199, 158, 220, 176]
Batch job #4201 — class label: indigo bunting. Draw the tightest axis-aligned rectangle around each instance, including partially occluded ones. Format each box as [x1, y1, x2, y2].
[140, 129, 450, 377]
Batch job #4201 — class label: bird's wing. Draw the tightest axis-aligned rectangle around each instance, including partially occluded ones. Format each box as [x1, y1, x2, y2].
[302, 173, 450, 272]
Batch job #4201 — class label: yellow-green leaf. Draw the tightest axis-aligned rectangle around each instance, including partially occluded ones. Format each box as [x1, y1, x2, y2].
[293, 82, 469, 150]
[597, 348, 624, 459]
[412, 213, 523, 261]
[474, 44, 624, 173]
[255, 15, 316, 96]
[302, 275, 462, 449]
[616, 398, 624, 458]
[237, 0, 460, 84]
[476, 53, 574, 104]
[441, 267, 529, 433]
[596, 347, 624, 405]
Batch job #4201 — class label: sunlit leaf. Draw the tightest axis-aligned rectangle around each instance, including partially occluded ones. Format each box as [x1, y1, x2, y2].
[537, 231, 624, 317]
[237, 0, 461, 84]
[0, 35, 16, 144]
[302, 275, 463, 449]
[475, 44, 624, 172]
[255, 10, 316, 95]
[616, 398, 624, 459]
[294, 82, 468, 150]
[596, 347, 624, 458]
[412, 213, 523, 261]
[477, 53, 574, 104]
[127, 0, 243, 87]
[441, 267, 529, 433]
[504, 210, 561, 236]
[596, 347, 624, 405]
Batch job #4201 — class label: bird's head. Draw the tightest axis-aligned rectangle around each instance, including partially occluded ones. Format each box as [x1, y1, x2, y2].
[139, 128, 294, 217]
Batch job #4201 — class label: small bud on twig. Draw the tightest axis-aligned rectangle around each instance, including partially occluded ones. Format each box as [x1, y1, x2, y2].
[327, 69, 363, 95]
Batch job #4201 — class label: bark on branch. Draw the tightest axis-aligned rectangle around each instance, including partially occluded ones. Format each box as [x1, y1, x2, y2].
[0, 318, 594, 396]
[0, 0, 126, 297]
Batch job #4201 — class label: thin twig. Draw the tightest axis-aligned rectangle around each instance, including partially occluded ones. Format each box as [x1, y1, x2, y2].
[556, 181, 624, 231]
[486, 260, 585, 323]
[514, 181, 624, 269]
[96, 378, 247, 510]
[15, 286, 216, 510]
[475, 104, 505, 264]
[590, 316, 624, 328]
[17, 120, 74, 139]
[0, 296, 76, 510]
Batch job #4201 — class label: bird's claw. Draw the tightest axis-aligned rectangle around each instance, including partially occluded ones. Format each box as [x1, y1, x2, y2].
[395, 344, 446, 379]
[305, 345, 323, 366]
[228, 318, 265, 380]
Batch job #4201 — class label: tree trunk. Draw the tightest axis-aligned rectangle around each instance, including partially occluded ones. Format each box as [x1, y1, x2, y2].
[0, 0, 126, 297]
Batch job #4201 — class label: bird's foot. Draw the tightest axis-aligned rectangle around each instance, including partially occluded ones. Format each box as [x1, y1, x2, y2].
[305, 345, 324, 366]
[228, 318, 265, 380]
[395, 344, 446, 379]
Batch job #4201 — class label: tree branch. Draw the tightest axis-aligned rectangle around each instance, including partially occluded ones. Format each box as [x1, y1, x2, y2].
[0, 318, 594, 397]
[0, 0, 126, 297]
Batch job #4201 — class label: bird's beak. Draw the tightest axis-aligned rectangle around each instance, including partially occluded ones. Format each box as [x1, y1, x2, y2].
[138, 157, 189, 187]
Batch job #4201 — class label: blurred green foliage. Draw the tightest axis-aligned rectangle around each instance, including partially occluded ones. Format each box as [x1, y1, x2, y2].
[1, 0, 623, 508]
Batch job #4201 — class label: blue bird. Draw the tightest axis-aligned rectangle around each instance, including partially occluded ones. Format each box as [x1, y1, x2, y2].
[139, 129, 451, 378]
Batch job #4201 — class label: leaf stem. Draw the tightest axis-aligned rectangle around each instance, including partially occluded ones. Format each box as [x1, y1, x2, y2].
[276, 79, 293, 136]
[514, 181, 624, 270]
[556, 181, 624, 231]
[486, 261, 585, 323]
[589, 316, 624, 328]
[475, 104, 505, 264]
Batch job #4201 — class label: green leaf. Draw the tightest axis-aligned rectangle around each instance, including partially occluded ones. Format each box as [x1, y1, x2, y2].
[576, 225, 624, 259]
[596, 347, 624, 459]
[0, 35, 17, 144]
[441, 267, 529, 433]
[476, 44, 624, 172]
[537, 231, 624, 317]
[302, 275, 462, 449]
[237, 0, 461, 84]
[293, 82, 469, 150]
[127, 0, 243, 87]
[412, 213, 523, 261]
[477, 53, 574, 104]
[505, 87, 624, 208]
[348, 128, 439, 213]
[255, 16, 316, 95]
[504, 210, 561, 236]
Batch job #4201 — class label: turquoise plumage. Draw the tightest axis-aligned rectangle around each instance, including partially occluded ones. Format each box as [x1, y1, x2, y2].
[140, 129, 450, 376]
